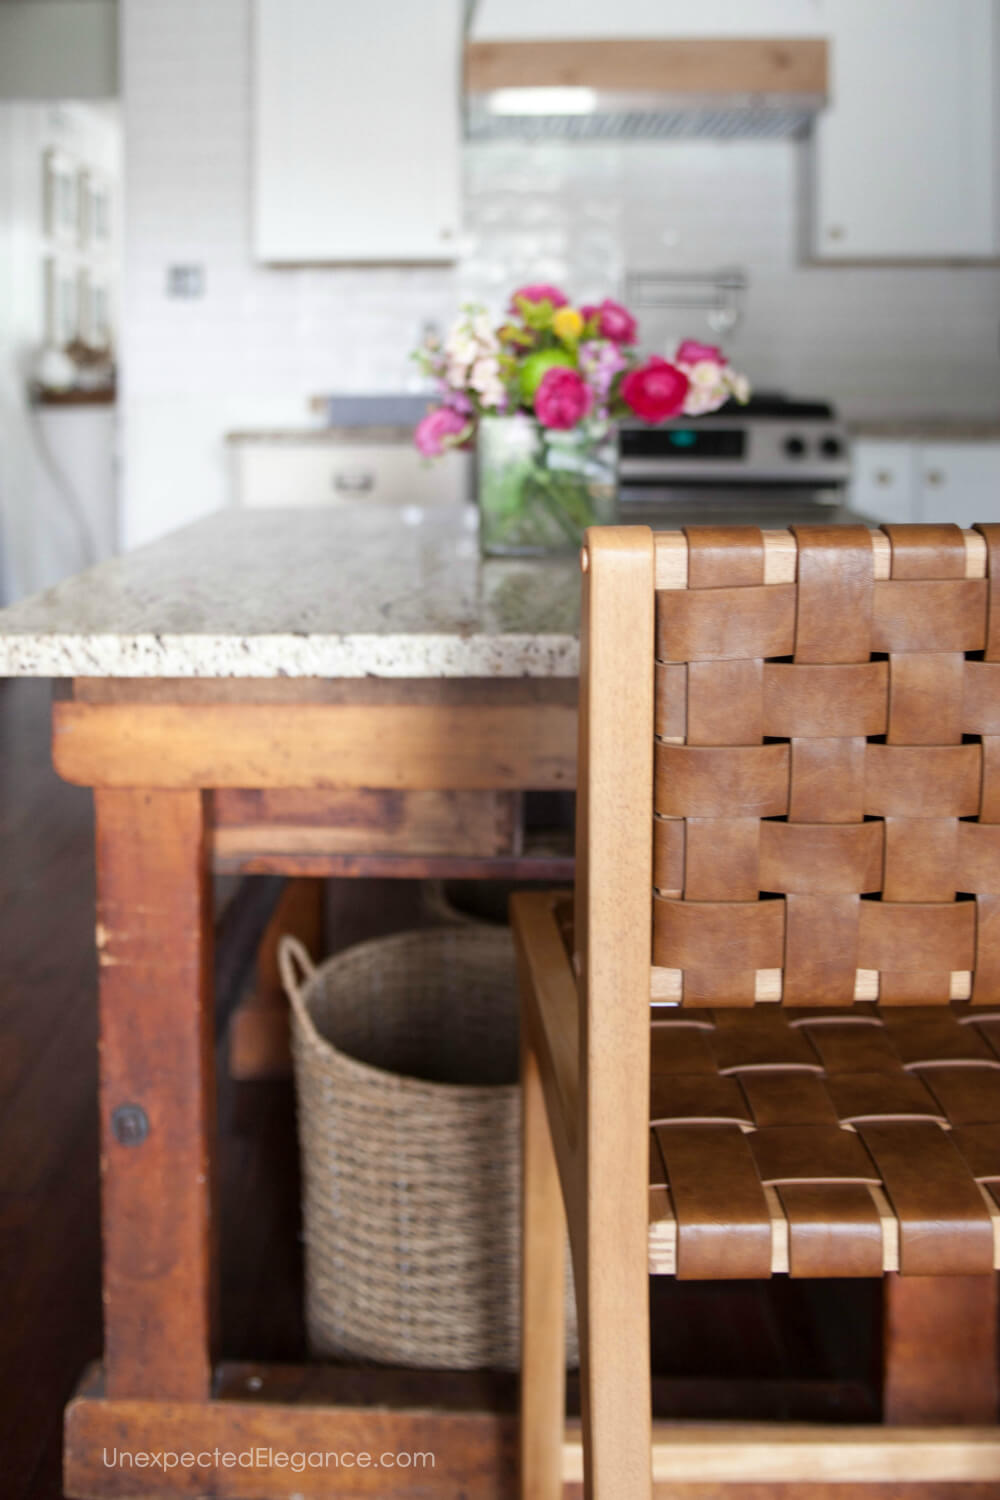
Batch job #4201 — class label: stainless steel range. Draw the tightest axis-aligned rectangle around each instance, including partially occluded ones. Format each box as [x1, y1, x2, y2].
[617, 394, 855, 528]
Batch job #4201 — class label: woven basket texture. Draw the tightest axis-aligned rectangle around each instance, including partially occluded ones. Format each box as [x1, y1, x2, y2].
[283, 924, 578, 1370]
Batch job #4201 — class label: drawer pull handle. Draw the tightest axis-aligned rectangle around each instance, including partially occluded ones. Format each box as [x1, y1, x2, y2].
[925, 469, 945, 487]
[333, 470, 375, 494]
[875, 469, 894, 486]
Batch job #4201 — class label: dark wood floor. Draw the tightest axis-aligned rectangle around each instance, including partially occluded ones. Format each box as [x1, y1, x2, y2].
[0, 678, 880, 1498]
[1, 680, 101, 1497]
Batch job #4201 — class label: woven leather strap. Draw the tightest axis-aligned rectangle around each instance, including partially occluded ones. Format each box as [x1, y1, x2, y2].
[653, 523, 997, 1007]
[648, 1001, 1000, 1279]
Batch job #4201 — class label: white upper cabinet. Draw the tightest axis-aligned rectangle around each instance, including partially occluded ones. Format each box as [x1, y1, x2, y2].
[472, 0, 828, 39]
[811, 0, 997, 260]
[253, 0, 463, 263]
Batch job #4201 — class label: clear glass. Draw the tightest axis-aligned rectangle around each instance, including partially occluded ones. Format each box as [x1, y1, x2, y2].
[476, 413, 617, 557]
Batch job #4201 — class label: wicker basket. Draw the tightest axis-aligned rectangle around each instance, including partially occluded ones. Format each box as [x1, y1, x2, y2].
[279, 926, 578, 1370]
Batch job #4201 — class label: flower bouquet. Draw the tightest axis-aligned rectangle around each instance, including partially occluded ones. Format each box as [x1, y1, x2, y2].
[414, 284, 749, 556]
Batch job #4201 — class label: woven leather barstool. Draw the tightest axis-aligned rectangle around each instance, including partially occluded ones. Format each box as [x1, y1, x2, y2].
[513, 524, 1000, 1500]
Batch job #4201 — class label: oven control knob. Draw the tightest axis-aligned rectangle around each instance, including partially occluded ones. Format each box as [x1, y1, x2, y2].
[820, 436, 843, 458]
[784, 435, 807, 457]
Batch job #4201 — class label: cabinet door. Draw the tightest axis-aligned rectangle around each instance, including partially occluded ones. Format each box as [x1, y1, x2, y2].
[850, 441, 917, 524]
[916, 445, 1000, 526]
[253, 0, 462, 262]
[812, 0, 995, 259]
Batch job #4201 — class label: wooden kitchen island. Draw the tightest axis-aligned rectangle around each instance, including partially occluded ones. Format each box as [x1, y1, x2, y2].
[0, 505, 580, 1499]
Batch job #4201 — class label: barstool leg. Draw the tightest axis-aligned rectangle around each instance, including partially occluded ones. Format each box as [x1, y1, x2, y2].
[520, 1025, 567, 1500]
[883, 1273, 999, 1424]
[574, 1178, 652, 1500]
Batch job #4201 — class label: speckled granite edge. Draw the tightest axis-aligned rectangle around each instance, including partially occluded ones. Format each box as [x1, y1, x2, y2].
[0, 632, 580, 679]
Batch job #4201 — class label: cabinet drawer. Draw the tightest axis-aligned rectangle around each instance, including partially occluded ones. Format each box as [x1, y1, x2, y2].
[233, 442, 471, 508]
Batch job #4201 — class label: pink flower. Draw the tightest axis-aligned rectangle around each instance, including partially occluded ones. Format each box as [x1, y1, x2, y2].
[580, 298, 638, 345]
[439, 384, 473, 416]
[621, 357, 690, 423]
[509, 283, 569, 311]
[578, 339, 627, 407]
[534, 367, 593, 430]
[676, 338, 725, 366]
[414, 405, 468, 457]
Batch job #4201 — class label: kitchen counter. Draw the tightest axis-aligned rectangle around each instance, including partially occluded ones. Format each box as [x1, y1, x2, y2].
[849, 418, 1000, 442]
[226, 425, 416, 444]
[33, 505, 581, 1500]
[227, 392, 435, 443]
[0, 505, 580, 679]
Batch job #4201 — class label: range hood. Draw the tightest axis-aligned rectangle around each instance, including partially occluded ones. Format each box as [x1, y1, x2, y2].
[465, 38, 828, 142]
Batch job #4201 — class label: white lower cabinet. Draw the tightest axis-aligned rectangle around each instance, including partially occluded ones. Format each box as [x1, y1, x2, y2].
[850, 442, 917, 525]
[851, 440, 1000, 526]
[915, 445, 1000, 527]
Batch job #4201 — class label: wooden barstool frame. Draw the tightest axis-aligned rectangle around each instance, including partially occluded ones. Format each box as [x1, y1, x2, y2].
[514, 524, 1000, 1499]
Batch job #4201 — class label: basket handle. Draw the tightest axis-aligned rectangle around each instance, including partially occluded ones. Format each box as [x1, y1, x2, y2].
[278, 934, 318, 1026]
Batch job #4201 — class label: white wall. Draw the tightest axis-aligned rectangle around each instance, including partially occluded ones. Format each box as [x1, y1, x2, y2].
[0, 101, 119, 600]
[121, 0, 1000, 550]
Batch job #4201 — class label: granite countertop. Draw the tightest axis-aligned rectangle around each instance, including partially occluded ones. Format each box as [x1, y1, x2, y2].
[0, 506, 581, 679]
[227, 394, 437, 444]
[848, 418, 1000, 442]
[226, 426, 418, 445]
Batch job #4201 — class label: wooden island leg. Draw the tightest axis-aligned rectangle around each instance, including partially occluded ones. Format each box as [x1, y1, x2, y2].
[883, 1273, 999, 1425]
[228, 876, 324, 1080]
[94, 788, 216, 1401]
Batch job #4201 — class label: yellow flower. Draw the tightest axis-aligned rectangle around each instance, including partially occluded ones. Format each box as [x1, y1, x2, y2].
[552, 306, 584, 344]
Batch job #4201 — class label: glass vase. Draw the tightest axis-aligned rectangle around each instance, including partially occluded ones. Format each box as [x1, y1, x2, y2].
[476, 413, 617, 557]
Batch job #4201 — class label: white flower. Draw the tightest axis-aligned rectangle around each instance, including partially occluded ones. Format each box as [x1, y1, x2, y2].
[470, 354, 499, 393]
[470, 310, 499, 350]
[689, 359, 723, 389]
[444, 329, 477, 370]
[446, 357, 470, 388]
[683, 385, 725, 416]
[469, 354, 505, 409]
[446, 307, 499, 371]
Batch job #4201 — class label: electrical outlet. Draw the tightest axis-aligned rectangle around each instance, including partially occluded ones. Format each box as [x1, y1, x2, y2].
[166, 264, 205, 298]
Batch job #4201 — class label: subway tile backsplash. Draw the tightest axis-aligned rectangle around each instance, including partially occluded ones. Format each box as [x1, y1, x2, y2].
[462, 139, 1000, 419]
